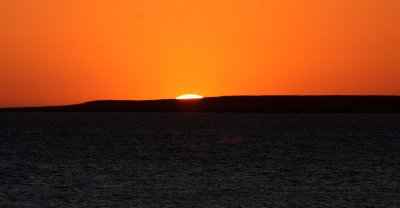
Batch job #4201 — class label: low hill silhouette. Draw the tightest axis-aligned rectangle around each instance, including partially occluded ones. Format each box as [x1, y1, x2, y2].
[1, 96, 400, 113]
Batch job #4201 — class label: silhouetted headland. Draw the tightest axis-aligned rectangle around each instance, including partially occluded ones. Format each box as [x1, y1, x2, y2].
[1, 96, 400, 113]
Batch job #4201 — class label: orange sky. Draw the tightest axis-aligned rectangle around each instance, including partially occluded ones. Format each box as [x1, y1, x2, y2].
[1, 0, 400, 107]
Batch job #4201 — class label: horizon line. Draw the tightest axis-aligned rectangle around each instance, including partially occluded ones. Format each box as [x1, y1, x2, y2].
[1, 94, 400, 109]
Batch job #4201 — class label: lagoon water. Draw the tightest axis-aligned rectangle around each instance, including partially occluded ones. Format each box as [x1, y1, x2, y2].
[0, 113, 400, 207]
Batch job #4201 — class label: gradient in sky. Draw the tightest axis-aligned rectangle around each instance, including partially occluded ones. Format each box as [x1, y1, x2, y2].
[1, 0, 400, 107]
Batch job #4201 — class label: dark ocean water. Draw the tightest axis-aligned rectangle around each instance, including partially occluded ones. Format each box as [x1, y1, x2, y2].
[0, 113, 399, 207]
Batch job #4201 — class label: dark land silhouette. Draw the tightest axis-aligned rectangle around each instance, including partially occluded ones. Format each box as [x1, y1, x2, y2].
[1, 96, 400, 113]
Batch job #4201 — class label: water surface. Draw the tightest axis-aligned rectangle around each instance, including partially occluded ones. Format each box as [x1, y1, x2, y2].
[0, 113, 399, 207]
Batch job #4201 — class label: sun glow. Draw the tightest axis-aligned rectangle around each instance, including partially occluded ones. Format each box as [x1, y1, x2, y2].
[176, 94, 204, 100]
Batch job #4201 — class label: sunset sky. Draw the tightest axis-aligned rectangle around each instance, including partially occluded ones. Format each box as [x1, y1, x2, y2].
[1, 0, 400, 107]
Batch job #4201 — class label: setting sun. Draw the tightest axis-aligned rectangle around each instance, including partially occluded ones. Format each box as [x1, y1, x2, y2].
[176, 94, 204, 100]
